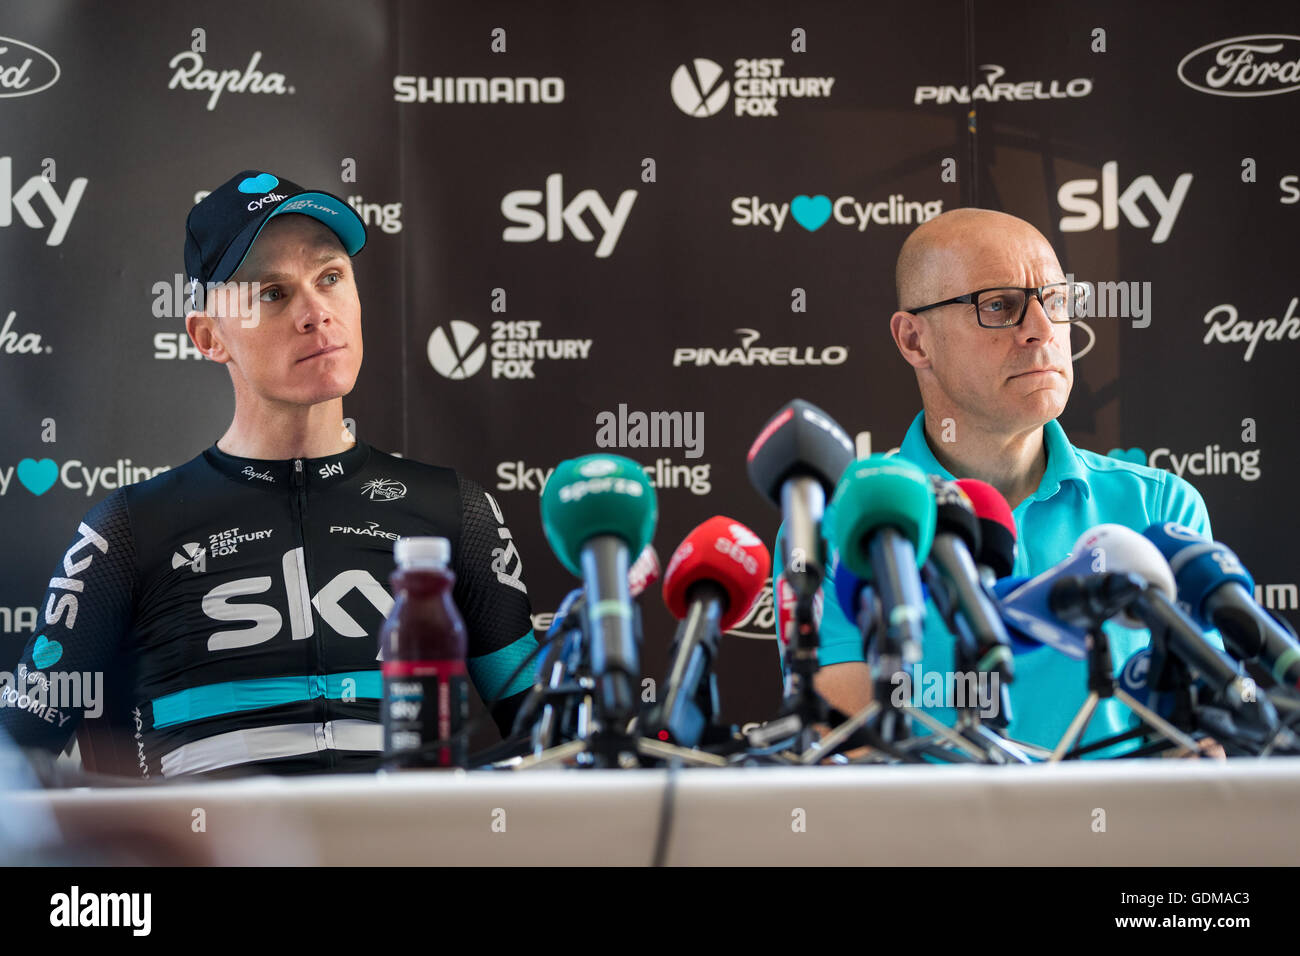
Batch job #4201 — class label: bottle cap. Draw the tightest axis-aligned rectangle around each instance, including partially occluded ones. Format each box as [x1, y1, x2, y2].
[394, 536, 450, 568]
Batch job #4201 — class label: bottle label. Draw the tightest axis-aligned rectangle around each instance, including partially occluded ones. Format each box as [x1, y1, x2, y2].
[382, 660, 469, 768]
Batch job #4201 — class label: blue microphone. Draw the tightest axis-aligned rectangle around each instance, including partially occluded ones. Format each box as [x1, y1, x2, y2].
[1144, 522, 1300, 692]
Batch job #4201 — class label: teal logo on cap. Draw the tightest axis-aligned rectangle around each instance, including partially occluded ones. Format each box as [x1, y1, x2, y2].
[238, 173, 280, 194]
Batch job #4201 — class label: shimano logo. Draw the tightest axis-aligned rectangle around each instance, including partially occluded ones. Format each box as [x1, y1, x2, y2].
[393, 75, 564, 104]
[330, 521, 400, 541]
[672, 328, 849, 368]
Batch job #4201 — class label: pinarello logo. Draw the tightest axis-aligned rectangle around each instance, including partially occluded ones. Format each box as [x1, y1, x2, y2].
[1177, 35, 1300, 97]
[0, 38, 60, 98]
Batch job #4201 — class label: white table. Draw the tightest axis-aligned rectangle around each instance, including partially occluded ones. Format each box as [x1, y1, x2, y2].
[6, 758, 1300, 865]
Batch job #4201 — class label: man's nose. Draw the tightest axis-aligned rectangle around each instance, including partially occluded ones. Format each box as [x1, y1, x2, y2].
[1016, 293, 1055, 343]
[295, 286, 333, 332]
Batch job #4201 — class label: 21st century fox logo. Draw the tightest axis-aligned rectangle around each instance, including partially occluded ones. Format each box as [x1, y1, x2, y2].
[427, 319, 592, 380]
[671, 57, 835, 117]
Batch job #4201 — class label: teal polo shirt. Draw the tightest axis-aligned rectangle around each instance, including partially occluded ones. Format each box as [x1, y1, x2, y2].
[775, 411, 1215, 757]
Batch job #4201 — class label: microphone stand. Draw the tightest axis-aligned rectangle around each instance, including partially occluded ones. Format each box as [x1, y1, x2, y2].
[495, 602, 728, 770]
[1049, 574, 1202, 761]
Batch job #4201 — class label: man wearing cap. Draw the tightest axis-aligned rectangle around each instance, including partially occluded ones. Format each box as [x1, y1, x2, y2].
[0, 171, 540, 777]
[789, 207, 1222, 758]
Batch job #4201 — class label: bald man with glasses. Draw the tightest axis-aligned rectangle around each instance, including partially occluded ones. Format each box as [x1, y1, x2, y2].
[797, 208, 1219, 758]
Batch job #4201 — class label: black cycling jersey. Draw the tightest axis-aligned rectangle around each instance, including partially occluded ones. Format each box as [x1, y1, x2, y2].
[0, 440, 539, 777]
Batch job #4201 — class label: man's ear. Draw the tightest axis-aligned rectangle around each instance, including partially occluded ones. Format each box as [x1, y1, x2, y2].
[890, 310, 931, 370]
[185, 310, 230, 364]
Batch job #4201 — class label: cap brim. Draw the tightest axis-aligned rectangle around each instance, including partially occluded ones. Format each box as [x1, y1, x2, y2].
[209, 191, 367, 284]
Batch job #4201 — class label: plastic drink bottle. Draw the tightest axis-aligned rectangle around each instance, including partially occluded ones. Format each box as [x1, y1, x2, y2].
[379, 537, 469, 768]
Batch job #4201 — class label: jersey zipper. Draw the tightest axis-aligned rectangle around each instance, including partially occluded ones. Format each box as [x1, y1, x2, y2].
[291, 458, 332, 768]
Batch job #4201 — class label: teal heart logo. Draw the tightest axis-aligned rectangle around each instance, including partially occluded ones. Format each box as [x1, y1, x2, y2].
[32, 634, 63, 669]
[1106, 447, 1147, 466]
[238, 173, 280, 194]
[790, 194, 832, 232]
[17, 458, 58, 495]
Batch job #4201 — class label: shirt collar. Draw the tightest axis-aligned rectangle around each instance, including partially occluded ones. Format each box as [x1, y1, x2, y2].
[204, 440, 370, 489]
[896, 412, 1090, 504]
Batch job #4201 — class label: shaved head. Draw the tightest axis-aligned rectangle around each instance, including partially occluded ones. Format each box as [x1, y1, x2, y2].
[888, 206, 1073, 440]
[895, 208, 1052, 310]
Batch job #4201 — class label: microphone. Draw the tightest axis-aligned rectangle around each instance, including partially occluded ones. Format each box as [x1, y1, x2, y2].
[995, 524, 1175, 659]
[1059, 526, 1274, 729]
[540, 454, 657, 728]
[627, 543, 662, 599]
[515, 546, 662, 743]
[1144, 522, 1300, 693]
[926, 476, 1014, 682]
[832, 557, 877, 648]
[828, 456, 935, 739]
[746, 399, 855, 598]
[647, 517, 772, 747]
[829, 455, 935, 650]
[953, 479, 1017, 582]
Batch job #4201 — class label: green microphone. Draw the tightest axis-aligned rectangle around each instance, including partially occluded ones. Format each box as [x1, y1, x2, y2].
[829, 456, 935, 719]
[540, 455, 658, 727]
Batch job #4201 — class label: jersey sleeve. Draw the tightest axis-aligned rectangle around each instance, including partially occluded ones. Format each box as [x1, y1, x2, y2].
[451, 474, 540, 737]
[0, 489, 137, 755]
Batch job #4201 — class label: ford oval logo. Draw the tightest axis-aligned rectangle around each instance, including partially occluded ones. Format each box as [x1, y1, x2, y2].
[0, 37, 60, 98]
[1177, 34, 1300, 97]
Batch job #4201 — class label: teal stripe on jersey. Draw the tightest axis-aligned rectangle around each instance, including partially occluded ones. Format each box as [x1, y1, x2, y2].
[468, 629, 540, 703]
[151, 670, 381, 729]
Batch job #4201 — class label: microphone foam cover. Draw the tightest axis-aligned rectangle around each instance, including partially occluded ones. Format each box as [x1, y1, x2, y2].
[746, 399, 855, 506]
[663, 516, 773, 633]
[954, 478, 1016, 578]
[829, 455, 936, 580]
[540, 454, 657, 576]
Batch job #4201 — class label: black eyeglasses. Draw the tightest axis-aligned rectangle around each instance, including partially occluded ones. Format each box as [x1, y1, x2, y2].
[904, 281, 1092, 328]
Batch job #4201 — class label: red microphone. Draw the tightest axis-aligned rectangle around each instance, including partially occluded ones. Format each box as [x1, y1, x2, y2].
[650, 517, 772, 746]
[953, 479, 1017, 580]
[628, 543, 661, 598]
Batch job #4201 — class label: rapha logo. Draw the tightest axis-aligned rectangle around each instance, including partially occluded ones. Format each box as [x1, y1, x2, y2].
[167, 49, 294, 111]
[361, 477, 407, 502]
[1178, 35, 1300, 98]
[0, 311, 51, 354]
[0, 37, 61, 98]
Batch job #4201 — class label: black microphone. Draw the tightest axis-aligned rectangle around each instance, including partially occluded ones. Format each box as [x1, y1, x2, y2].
[926, 477, 1014, 683]
[746, 399, 854, 598]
